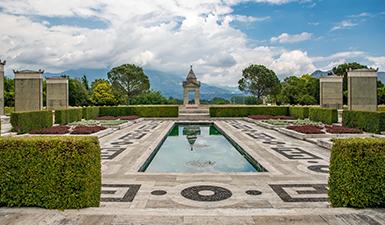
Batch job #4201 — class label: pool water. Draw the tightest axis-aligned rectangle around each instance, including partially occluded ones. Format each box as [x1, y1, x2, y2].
[141, 123, 266, 173]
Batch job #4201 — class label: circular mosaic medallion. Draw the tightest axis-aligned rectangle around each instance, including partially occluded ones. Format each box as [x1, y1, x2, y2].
[308, 165, 329, 173]
[151, 190, 167, 196]
[245, 190, 262, 196]
[181, 185, 232, 202]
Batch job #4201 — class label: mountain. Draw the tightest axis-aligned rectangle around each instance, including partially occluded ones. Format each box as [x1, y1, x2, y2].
[311, 70, 330, 78]
[378, 72, 385, 84]
[45, 68, 239, 100]
[311, 70, 385, 84]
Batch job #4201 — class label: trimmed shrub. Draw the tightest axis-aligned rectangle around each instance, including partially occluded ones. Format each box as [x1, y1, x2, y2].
[309, 108, 338, 125]
[289, 106, 309, 119]
[132, 106, 178, 117]
[329, 138, 385, 208]
[99, 106, 178, 117]
[343, 110, 385, 134]
[10, 111, 53, 134]
[99, 106, 134, 117]
[0, 136, 101, 209]
[82, 107, 100, 120]
[55, 108, 83, 125]
[209, 106, 289, 117]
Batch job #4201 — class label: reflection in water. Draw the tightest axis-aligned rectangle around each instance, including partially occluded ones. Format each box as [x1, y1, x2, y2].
[144, 124, 265, 173]
[183, 125, 201, 151]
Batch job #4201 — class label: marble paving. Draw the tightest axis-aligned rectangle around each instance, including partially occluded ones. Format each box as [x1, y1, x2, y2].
[1, 119, 384, 225]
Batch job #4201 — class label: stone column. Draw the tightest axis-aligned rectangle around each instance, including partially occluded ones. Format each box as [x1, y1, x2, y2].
[319, 76, 343, 109]
[0, 60, 5, 115]
[183, 88, 189, 105]
[14, 69, 44, 112]
[348, 68, 378, 111]
[46, 77, 69, 110]
[195, 88, 200, 106]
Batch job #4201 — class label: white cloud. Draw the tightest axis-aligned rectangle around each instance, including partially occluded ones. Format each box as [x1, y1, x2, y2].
[271, 32, 313, 43]
[367, 56, 385, 70]
[349, 12, 371, 18]
[230, 15, 270, 23]
[0, 0, 381, 88]
[331, 20, 357, 31]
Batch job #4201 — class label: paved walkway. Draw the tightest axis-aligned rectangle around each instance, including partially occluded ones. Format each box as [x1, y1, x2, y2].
[1, 119, 384, 224]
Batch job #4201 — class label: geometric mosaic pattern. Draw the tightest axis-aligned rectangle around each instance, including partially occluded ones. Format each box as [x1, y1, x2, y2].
[101, 184, 141, 202]
[101, 121, 162, 160]
[269, 184, 328, 202]
[271, 147, 322, 160]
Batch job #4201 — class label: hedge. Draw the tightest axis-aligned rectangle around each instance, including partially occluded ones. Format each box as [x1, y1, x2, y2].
[209, 106, 289, 117]
[308, 108, 338, 125]
[0, 136, 101, 209]
[99, 106, 178, 117]
[289, 106, 309, 119]
[329, 138, 385, 208]
[55, 108, 83, 125]
[82, 107, 100, 120]
[343, 110, 385, 134]
[10, 111, 53, 134]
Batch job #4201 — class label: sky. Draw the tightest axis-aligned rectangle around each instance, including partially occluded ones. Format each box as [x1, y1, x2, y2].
[0, 0, 384, 87]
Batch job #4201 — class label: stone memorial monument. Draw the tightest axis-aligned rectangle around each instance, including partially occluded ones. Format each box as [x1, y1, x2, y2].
[0, 60, 5, 115]
[46, 77, 69, 110]
[14, 69, 44, 112]
[347, 68, 378, 111]
[183, 65, 201, 106]
[319, 75, 343, 109]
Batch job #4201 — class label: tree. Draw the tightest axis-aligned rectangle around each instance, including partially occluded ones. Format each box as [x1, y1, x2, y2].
[68, 77, 90, 106]
[107, 64, 150, 104]
[81, 75, 90, 91]
[279, 74, 319, 105]
[91, 80, 117, 106]
[238, 65, 280, 100]
[210, 97, 230, 105]
[4, 77, 14, 107]
[129, 90, 170, 105]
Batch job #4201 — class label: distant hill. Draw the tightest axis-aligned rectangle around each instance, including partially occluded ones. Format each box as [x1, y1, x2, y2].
[378, 72, 385, 84]
[311, 70, 330, 78]
[45, 68, 240, 100]
[311, 70, 385, 83]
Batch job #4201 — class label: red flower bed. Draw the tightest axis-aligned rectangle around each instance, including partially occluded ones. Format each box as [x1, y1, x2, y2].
[287, 125, 324, 134]
[325, 125, 362, 134]
[31, 125, 70, 134]
[96, 116, 117, 120]
[71, 125, 106, 134]
[248, 115, 294, 120]
[118, 115, 139, 120]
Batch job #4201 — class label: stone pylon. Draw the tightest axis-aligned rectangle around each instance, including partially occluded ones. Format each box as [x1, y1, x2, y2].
[46, 77, 69, 110]
[0, 60, 5, 115]
[14, 69, 44, 112]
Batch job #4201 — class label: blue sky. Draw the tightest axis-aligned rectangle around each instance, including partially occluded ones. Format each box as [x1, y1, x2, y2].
[0, 0, 384, 86]
[231, 0, 385, 56]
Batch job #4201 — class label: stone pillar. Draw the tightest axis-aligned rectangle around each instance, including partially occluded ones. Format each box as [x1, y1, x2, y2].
[195, 88, 200, 106]
[348, 68, 378, 112]
[14, 69, 44, 112]
[46, 77, 69, 110]
[183, 88, 189, 105]
[319, 76, 343, 109]
[0, 60, 5, 115]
